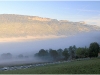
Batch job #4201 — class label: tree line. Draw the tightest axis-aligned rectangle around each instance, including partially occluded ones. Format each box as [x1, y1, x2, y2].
[0, 42, 100, 61]
[0, 53, 29, 60]
[34, 42, 100, 61]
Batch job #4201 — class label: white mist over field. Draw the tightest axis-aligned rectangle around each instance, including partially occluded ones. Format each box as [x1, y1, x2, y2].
[0, 31, 100, 56]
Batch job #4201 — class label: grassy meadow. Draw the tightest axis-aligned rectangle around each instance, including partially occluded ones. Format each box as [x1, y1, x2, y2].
[0, 58, 100, 74]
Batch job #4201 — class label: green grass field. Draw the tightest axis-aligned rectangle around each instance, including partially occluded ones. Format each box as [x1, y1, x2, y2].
[0, 58, 100, 74]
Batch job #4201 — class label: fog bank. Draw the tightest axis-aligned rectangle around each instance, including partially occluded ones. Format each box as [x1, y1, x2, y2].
[0, 31, 100, 55]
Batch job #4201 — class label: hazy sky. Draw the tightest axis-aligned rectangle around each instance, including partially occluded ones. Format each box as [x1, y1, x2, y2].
[0, 1, 100, 26]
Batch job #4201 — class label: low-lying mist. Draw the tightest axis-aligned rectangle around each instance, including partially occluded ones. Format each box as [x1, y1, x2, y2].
[0, 31, 100, 66]
[0, 31, 100, 55]
[0, 57, 47, 66]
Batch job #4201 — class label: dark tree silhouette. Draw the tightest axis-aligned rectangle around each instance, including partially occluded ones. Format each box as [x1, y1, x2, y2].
[49, 49, 58, 60]
[69, 46, 75, 59]
[57, 48, 63, 60]
[38, 49, 48, 56]
[89, 42, 99, 58]
[62, 48, 69, 60]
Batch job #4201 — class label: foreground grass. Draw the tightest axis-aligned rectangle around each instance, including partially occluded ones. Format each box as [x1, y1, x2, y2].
[0, 58, 100, 74]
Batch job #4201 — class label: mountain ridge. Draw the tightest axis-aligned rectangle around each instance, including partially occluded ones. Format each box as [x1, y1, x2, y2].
[0, 14, 100, 41]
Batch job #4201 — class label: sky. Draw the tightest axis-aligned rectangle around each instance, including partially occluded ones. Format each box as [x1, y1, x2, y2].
[0, 1, 100, 26]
